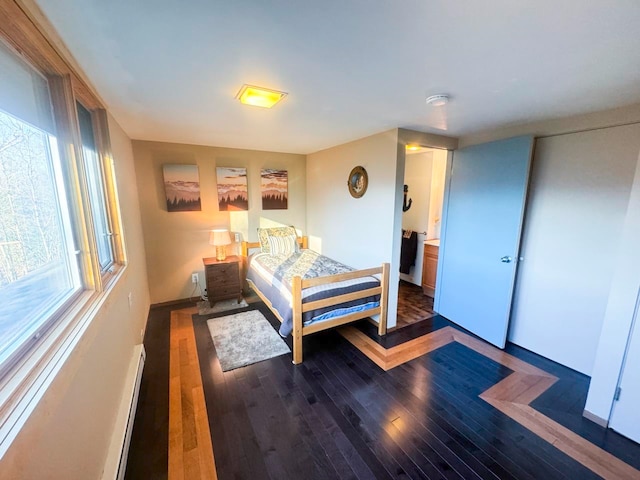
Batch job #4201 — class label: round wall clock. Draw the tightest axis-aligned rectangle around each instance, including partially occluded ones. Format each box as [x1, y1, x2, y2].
[347, 166, 368, 198]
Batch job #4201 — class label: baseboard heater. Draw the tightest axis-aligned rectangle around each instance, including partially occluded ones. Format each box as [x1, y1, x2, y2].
[103, 344, 146, 480]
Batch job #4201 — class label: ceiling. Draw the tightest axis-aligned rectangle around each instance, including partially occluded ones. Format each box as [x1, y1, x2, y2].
[35, 0, 640, 154]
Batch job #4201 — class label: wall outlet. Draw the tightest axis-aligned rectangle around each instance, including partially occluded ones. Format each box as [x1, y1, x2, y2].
[191, 273, 199, 284]
[234, 232, 240, 242]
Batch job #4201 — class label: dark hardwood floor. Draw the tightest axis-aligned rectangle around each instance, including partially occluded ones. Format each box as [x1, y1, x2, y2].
[125, 301, 176, 480]
[395, 280, 435, 330]
[125, 302, 640, 480]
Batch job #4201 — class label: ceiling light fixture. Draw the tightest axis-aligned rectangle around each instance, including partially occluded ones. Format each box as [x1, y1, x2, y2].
[236, 84, 287, 108]
[426, 94, 450, 107]
[406, 145, 421, 151]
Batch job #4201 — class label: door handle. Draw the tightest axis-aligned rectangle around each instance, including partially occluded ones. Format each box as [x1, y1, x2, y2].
[501, 256, 512, 263]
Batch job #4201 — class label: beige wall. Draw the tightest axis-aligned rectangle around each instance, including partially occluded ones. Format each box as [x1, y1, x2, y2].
[307, 129, 402, 328]
[1, 115, 150, 479]
[132, 140, 306, 304]
[305, 129, 457, 329]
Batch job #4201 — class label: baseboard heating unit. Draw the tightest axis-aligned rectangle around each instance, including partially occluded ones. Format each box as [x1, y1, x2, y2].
[102, 344, 146, 480]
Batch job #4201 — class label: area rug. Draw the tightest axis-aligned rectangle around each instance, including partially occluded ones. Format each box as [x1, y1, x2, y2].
[206, 310, 291, 371]
[197, 298, 248, 316]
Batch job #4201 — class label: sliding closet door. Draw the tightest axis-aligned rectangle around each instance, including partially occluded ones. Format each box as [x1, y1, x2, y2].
[435, 136, 533, 348]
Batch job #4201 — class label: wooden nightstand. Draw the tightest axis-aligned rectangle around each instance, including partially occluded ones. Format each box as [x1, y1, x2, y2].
[203, 256, 242, 307]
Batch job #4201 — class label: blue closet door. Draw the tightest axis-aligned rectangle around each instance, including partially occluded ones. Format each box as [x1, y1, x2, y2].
[435, 136, 533, 348]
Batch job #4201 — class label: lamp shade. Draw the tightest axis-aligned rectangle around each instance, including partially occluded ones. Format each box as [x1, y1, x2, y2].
[210, 229, 232, 246]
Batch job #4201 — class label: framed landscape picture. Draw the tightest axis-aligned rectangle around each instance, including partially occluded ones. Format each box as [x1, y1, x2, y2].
[216, 167, 248, 211]
[163, 164, 201, 212]
[261, 169, 288, 210]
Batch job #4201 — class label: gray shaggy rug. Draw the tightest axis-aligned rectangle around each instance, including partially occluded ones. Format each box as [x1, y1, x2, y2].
[206, 310, 290, 371]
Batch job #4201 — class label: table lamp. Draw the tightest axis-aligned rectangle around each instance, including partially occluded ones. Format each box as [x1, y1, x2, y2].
[210, 229, 232, 261]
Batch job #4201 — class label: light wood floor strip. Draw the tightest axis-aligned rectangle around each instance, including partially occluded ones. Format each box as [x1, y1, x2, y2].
[169, 308, 218, 480]
[484, 400, 640, 480]
[339, 325, 455, 370]
[339, 324, 640, 480]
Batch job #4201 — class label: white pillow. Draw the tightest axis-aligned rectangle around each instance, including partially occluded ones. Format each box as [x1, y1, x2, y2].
[267, 234, 298, 256]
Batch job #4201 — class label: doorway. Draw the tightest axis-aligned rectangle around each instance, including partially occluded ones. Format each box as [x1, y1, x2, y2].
[396, 145, 447, 329]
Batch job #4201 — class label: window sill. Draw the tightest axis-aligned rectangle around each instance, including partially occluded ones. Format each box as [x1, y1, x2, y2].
[0, 264, 127, 459]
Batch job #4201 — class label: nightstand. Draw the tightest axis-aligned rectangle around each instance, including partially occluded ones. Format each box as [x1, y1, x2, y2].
[203, 255, 242, 307]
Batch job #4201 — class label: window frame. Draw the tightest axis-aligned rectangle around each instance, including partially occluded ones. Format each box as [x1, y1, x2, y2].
[0, 0, 127, 458]
[77, 100, 120, 275]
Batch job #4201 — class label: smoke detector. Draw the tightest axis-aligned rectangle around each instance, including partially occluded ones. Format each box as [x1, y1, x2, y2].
[426, 94, 450, 107]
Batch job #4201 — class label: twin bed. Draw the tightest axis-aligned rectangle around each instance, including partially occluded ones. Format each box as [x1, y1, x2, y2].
[241, 229, 389, 364]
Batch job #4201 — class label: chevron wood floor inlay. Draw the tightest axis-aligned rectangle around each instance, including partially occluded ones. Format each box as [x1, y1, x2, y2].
[130, 303, 640, 479]
[338, 325, 640, 480]
[160, 308, 640, 480]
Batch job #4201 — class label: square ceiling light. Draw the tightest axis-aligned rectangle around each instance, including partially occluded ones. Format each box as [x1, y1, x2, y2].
[236, 84, 287, 108]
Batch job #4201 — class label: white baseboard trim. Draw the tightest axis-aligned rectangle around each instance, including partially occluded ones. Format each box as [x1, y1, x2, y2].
[101, 344, 146, 480]
[583, 409, 608, 428]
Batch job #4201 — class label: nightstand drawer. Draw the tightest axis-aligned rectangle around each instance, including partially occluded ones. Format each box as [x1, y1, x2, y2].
[206, 263, 239, 280]
[209, 285, 241, 300]
[206, 271, 240, 287]
[207, 278, 241, 292]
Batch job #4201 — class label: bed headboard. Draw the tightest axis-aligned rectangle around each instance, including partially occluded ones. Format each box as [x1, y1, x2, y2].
[241, 236, 308, 257]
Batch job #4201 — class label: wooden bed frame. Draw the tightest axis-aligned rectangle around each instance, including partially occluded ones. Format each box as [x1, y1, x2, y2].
[241, 237, 390, 364]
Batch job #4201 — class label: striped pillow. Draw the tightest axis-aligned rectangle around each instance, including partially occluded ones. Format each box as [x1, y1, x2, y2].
[257, 226, 297, 254]
[267, 234, 298, 256]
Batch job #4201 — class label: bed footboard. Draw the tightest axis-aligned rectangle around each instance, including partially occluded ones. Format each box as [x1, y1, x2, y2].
[241, 239, 390, 365]
[291, 262, 390, 364]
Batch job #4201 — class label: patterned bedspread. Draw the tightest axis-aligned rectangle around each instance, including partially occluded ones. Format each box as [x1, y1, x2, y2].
[246, 250, 381, 337]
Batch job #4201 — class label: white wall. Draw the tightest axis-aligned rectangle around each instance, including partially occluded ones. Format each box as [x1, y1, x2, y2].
[306, 130, 401, 328]
[586, 149, 640, 421]
[427, 149, 448, 240]
[1, 115, 150, 479]
[403, 151, 433, 233]
[508, 124, 640, 374]
[400, 151, 433, 285]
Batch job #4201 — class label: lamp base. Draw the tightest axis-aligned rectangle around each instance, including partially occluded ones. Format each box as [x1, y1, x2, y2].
[216, 245, 227, 261]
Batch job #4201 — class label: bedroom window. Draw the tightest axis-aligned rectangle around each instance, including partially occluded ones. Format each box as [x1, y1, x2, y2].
[0, 36, 123, 380]
[0, 1, 126, 457]
[76, 102, 115, 273]
[0, 41, 82, 370]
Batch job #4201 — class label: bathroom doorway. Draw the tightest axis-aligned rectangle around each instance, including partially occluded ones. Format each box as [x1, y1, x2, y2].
[396, 145, 448, 329]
